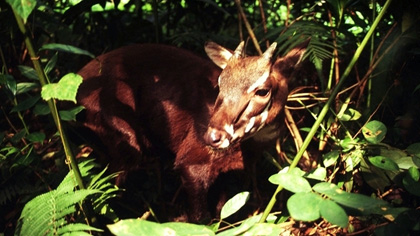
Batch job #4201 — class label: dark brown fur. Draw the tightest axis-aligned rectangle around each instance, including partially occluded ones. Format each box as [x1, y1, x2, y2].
[76, 43, 305, 222]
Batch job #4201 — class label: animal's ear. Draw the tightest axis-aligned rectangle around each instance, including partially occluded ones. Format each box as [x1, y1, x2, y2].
[273, 40, 308, 77]
[205, 41, 244, 69]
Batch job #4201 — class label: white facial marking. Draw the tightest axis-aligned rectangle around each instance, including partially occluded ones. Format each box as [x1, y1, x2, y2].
[247, 71, 270, 94]
[245, 116, 256, 133]
[220, 138, 230, 149]
[261, 110, 268, 124]
[210, 130, 218, 142]
[260, 100, 271, 124]
[224, 124, 235, 137]
[218, 75, 222, 86]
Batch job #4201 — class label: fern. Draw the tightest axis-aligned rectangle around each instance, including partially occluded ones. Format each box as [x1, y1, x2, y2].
[15, 188, 101, 236]
[272, 21, 335, 63]
[14, 159, 119, 236]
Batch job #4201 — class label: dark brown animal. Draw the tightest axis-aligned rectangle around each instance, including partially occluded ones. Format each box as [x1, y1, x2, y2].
[76, 42, 305, 222]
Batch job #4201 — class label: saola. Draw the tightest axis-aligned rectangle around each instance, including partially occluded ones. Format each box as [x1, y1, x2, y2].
[76, 41, 306, 222]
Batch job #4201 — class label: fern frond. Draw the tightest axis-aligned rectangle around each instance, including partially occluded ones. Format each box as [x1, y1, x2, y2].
[15, 188, 101, 236]
[56, 223, 103, 235]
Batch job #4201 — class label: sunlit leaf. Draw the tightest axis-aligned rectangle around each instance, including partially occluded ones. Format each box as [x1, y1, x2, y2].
[362, 120, 387, 144]
[287, 192, 322, 221]
[108, 219, 173, 236]
[269, 172, 312, 193]
[338, 108, 361, 121]
[305, 167, 327, 181]
[163, 222, 214, 235]
[408, 167, 420, 181]
[220, 191, 250, 219]
[313, 182, 391, 215]
[319, 199, 348, 228]
[41, 73, 83, 103]
[6, 0, 37, 23]
[323, 150, 340, 167]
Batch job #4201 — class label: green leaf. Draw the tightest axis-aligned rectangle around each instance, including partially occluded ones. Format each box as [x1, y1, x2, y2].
[108, 219, 171, 236]
[16, 188, 100, 236]
[17, 65, 39, 80]
[338, 108, 361, 121]
[339, 137, 359, 152]
[216, 214, 260, 236]
[40, 44, 95, 58]
[108, 220, 215, 236]
[362, 120, 387, 144]
[0, 74, 17, 98]
[287, 192, 322, 221]
[41, 73, 83, 103]
[33, 103, 50, 116]
[245, 223, 282, 236]
[402, 173, 420, 196]
[368, 156, 399, 171]
[319, 199, 348, 228]
[44, 52, 58, 75]
[408, 167, 420, 181]
[6, 0, 37, 23]
[59, 106, 85, 121]
[305, 167, 327, 181]
[220, 191, 250, 219]
[268, 172, 312, 193]
[163, 222, 214, 235]
[27, 132, 46, 143]
[17, 82, 40, 94]
[313, 182, 391, 215]
[56, 223, 103, 235]
[11, 95, 41, 112]
[323, 150, 340, 167]
[407, 143, 420, 158]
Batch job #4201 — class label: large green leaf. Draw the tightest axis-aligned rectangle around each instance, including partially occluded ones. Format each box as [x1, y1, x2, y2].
[41, 73, 83, 103]
[287, 192, 323, 221]
[220, 191, 250, 219]
[6, 0, 37, 23]
[319, 199, 348, 228]
[108, 219, 214, 236]
[313, 182, 390, 215]
[368, 156, 399, 171]
[362, 120, 387, 144]
[269, 172, 312, 193]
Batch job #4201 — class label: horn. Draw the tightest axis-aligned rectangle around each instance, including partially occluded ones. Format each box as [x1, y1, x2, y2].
[233, 41, 245, 58]
[262, 42, 277, 60]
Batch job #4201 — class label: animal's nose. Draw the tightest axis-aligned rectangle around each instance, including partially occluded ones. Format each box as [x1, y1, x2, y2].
[204, 127, 230, 149]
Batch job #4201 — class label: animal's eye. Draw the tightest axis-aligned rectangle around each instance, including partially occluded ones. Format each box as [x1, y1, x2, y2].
[255, 89, 270, 97]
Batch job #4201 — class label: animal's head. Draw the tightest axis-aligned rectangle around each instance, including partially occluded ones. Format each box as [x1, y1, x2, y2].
[204, 41, 306, 149]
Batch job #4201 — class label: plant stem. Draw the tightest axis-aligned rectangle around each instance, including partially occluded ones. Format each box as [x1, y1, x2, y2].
[11, 8, 86, 190]
[259, 0, 393, 223]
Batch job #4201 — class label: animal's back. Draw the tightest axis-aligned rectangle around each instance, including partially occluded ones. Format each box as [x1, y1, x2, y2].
[77, 44, 222, 175]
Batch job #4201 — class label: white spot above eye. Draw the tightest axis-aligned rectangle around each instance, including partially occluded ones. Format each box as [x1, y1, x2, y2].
[245, 116, 256, 133]
[224, 124, 235, 137]
[247, 71, 270, 94]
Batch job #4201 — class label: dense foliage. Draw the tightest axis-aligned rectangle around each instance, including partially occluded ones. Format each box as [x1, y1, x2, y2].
[1, 0, 420, 235]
